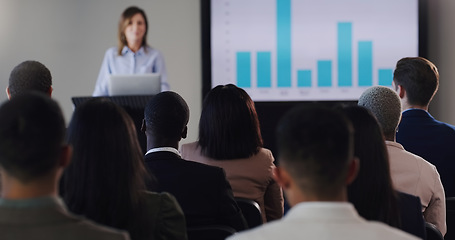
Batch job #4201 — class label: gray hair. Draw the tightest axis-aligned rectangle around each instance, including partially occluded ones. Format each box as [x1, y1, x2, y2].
[358, 86, 401, 138]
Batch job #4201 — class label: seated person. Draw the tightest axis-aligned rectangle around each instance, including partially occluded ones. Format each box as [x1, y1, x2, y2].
[181, 84, 283, 223]
[61, 98, 187, 240]
[358, 85, 446, 235]
[7, 60, 53, 98]
[0, 93, 129, 240]
[142, 91, 247, 231]
[393, 57, 455, 197]
[227, 104, 418, 240]
[342, 106, 426, 239]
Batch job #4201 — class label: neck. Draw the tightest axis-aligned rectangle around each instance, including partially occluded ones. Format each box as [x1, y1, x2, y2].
[128, 42, 142, 53]
[286, 186, 347, 207]
[1, 173, 58, 200]
[146, 135, 179, 151]
[401, 99, 428, 112]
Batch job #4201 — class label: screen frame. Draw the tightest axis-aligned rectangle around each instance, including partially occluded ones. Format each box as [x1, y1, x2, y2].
[201, 0, 428, 101]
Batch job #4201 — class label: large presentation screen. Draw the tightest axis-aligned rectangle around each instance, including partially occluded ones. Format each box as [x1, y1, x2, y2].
[210, 0, 419, 101]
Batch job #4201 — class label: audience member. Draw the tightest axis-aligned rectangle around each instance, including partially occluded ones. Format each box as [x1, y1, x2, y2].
[7, 60, 53, 98]
[342, 106, 426, 238]
[0, 93, 129, 240]
[181, 84, 284, 223]
[142, 91, 247, 231]
[62, 98, 187, 240]
[393, 57, 455, 197]
[227, 104, 418, 240]
[358, 85, 446, 235]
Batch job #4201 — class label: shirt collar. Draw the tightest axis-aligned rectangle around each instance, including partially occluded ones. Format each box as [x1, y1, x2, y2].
[121, 46, 146, 55]
[385, 140, 404, 150]
[145, 147, 181, 157]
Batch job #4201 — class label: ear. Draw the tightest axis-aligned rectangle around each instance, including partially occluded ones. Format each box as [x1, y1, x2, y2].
[273, 166, 292, 190]
[47, 86, 53, 97]
[396, 85, 405, 99]
[181, 126, 188, 139]
[141, 119, 146, 133]
[5, 87, 11, 100]
[346, 157, 359, 185]
[58, 145, 73, 168]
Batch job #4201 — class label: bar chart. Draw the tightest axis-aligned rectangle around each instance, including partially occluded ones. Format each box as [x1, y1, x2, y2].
[211, 0, 418, 101]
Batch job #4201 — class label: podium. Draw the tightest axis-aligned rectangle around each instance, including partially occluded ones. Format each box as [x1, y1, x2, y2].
[72, 95, 155, 154]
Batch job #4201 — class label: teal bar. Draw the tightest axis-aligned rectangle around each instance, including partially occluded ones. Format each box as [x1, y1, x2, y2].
[318, 60, 332, 87]
[277, 0, 291, 87]
[338, 22, 352, 87]
[236, 52, 251, 87]
[378, 69, 393, 86]
[297, 70, 311, 87]
[257, 52, 271, 87]
[358, 41, 373, 86]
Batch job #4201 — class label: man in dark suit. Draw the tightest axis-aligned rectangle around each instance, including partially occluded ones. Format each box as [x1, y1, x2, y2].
[393, 57, 455, 197]
[0, 93, 129, 240]
[142, 91, 247, 231]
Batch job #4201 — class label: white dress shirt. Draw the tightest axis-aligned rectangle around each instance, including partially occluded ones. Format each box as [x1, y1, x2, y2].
[227, 202, 418, 240]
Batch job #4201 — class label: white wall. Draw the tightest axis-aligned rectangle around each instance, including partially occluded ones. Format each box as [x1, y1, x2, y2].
[427, 0, 455, 124]
[1, 0, 455, 144]
[0, 0, 202, 144]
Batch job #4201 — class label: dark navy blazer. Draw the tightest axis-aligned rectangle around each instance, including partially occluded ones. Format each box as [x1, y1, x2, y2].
[397, 109, 455, 197]
[144, 151, 247, 231]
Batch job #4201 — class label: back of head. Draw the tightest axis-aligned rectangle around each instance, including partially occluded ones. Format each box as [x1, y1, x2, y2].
[342, 106, 399, 227]
[358, 86, 401, 140]
[393, 57, 439, 107]
[144, 91, 189, 142]
[8, 61, 52, 98]
[198, 84, 263, 159]
[0, 92, 64, 182]
[276, 104, 353, 198]
[64, 98, 146, 228]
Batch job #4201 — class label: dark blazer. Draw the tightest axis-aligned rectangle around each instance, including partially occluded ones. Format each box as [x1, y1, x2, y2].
[144, 151, 247, 231]
[397, 192, 426, 239]
[397, 109, 455, 196]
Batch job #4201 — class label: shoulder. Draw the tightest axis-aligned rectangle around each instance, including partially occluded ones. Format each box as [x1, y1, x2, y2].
[63, 214, 130, 240]
[181, 141, 199, 153]
[104, 47, 118, 56]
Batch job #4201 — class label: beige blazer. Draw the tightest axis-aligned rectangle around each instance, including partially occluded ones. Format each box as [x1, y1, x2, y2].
[181, 142, 284, 223]
[386, 140, 446, 235]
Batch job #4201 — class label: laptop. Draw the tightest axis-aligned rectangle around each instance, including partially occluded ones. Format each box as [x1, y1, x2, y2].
[108, 73, 161, 96]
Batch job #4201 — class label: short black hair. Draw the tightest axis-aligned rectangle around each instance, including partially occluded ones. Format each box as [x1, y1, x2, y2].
[8, 60, 52, 97]
[198, 84, 263, 160]
[0, 92, 65, 182]
[144, 91, 189, 141]
[276, 104, 353, 197]
[393, 57, 439, 106]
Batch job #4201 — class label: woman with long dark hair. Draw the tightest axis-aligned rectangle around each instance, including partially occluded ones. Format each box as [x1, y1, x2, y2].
[342, 105, 425, 238]
[62, 98, 186, 240]
[181, 84, 283, 223]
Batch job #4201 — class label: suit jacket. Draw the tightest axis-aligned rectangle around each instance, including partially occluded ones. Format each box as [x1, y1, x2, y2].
[0, 197, 129, 240]
[397, 109, 455, 197]
[144, 151, 247, 231]
[227, 202, 418, 240]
